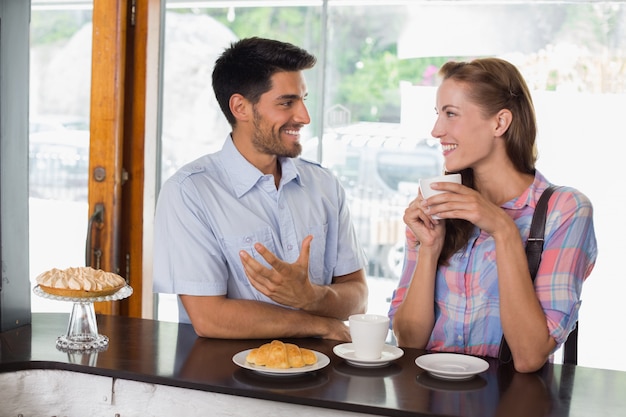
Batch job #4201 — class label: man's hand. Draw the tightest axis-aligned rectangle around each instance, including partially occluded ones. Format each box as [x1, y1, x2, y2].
[239, 235, 316, 310]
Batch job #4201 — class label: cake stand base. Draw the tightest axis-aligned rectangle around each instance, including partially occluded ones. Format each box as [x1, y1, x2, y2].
[56, 301, 109, 351]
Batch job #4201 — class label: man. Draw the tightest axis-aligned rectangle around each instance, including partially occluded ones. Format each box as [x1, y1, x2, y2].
[153, 37, 368, 341]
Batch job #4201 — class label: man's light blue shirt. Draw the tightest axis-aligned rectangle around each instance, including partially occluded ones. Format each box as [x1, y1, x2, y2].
[153, 135, 367, 323]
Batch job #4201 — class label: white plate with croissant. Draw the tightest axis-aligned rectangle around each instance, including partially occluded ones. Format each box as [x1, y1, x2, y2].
[233, 340, 330, 376]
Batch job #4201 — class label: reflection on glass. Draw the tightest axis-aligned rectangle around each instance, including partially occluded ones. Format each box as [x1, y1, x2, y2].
[160, 2, 626, 372]
[29, 4, 93, 314]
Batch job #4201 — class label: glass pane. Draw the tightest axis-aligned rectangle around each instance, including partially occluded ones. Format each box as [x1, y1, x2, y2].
[317, 2, 444, 321]
[158, 3, 324, 321]
[322, 1, 626, 370]
[29, 2, 93, 313]
[159, 0, 626, 372]
[160, 4, 323, 176]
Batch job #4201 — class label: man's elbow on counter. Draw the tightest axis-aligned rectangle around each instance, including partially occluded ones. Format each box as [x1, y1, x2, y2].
[189, 318, 225, 339]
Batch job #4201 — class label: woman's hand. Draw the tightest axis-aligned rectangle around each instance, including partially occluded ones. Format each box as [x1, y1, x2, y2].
[404, 194, 445, 242]
[419, 181, 510, 235]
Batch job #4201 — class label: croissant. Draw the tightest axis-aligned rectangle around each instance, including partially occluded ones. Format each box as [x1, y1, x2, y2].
[246, 340, 318, 369]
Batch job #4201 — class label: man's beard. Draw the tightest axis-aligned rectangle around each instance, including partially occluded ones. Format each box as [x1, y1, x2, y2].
[252, 108, 302, 158]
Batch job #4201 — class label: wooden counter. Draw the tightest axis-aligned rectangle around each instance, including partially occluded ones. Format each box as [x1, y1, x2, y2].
[1, 313, 625, 417]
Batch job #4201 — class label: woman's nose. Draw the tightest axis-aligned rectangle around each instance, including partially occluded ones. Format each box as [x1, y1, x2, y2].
[431, 116, 443, 138]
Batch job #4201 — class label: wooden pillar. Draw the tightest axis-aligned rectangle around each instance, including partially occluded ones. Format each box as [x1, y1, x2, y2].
[88, 0, 160, 317]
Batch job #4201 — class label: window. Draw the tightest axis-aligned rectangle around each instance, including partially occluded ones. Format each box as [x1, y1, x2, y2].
[29, 1, 93, 314]
[27, 1, 626, 372]
[159, 0, 626, 371]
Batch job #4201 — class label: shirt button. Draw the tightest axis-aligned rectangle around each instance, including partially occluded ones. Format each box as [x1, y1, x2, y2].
[287, 244, 293, 250]
[457, 335, 463, 341]
[245, 237, 252, 243]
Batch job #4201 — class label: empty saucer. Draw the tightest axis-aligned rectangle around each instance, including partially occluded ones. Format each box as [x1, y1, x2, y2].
[415, 353, 489, 380]
[333, 343, 404, 368]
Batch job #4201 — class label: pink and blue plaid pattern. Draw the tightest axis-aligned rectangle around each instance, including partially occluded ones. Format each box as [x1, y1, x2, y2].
[388, 171, 597, 358]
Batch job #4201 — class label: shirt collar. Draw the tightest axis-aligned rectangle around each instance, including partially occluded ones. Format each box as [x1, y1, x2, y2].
[505, 170, 550, 210]
[279, 156, 302, 187]
[219, 135, 302, 198]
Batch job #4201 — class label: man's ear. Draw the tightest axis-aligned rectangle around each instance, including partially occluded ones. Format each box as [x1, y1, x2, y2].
[494, 109, 512, 137]
[229, 94, 251, 122]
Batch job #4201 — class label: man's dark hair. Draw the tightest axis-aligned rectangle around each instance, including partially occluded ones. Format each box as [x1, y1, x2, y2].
[212, 37, 317, 126]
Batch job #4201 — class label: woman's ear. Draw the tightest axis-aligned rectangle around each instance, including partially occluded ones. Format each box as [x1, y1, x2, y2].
[229, 94, 251, 122]
[494, 109, 513, 136]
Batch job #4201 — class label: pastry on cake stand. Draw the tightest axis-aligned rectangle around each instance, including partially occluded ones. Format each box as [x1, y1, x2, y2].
[33, 284, 133, 351]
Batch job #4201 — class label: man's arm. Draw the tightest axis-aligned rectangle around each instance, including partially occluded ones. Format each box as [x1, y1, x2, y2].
[180, 294, 351, 340]
[305, 269, 368, 319]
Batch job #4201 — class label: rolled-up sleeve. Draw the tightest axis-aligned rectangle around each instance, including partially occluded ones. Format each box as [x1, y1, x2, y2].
[534, 188, 597, 346]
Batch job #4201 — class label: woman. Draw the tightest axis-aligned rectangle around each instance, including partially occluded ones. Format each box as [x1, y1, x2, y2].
[388, 58, 597, 373]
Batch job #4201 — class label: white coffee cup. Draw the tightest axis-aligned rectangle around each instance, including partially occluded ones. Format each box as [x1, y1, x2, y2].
[349, 314, 390, 360]
[419, 173, 462, 219]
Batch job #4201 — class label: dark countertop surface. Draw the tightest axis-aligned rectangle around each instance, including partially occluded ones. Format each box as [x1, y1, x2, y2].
[1, 313, 625, 417]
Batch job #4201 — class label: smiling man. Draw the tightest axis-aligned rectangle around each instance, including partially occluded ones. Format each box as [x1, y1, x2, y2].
[153, 37, 368, 341]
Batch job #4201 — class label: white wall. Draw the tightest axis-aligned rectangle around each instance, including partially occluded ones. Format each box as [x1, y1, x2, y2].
[0, 369, 370, 417]
[534, 90, 626, 371]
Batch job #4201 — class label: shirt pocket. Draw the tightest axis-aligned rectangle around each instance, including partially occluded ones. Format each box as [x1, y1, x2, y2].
[221, 227, 276, 287]
[306, 223, 328, 284]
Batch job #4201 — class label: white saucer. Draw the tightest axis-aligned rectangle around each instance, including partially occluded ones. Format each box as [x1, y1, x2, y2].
[333, 343, 404, 368]
[415, 353, 489, 381]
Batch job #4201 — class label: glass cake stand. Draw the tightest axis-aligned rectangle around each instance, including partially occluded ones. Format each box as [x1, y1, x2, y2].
[33, 284, 133, 351]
